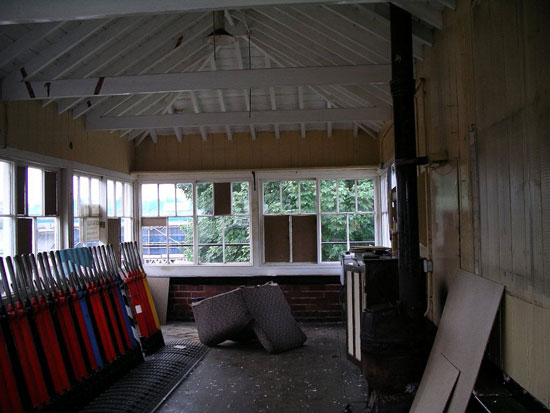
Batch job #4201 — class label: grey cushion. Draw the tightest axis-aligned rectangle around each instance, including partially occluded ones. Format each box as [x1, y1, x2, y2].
[191, 288, 252, 346]
[242, 283, 307, 354]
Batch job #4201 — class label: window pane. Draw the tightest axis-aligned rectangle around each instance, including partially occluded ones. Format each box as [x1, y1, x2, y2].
[124, 183, 133, 217]
[90, 178, 100, 216]
[379, 174, 388, 213]
[141, 224, 167, 264]
[197, 216, 222, 244]
[357, 179, 374, 212]
[107, 180, 115, 217]
[0, 161, 10, 215]
[320, 180, 337, 212]
[79, 176, 90, 217]
[349, 214, 375, 242]
[225, 217, 249, 244]
[299, 180, 316, 213]
[73, 176, 79, 217]
[196, 183, 213, 215]
[176, 183, 193, 215]
[199, 246, 223, 263]
[322, 243, 346, 262]
[115, 181, 123, 217]
[321, 214, 346, 242]
[74, 218, 82, 247]
[36, 217, 56, 252]
[141, 184, 158, 217]
[225, 245, 250, 263]
[121, 217, 132, 243]
[263, 181, 280, 214]
[0, 218, 13, 257]
[159, 184, 176, 216]
[168, 217, 193, 263]
[231, 182, 249, 214]
[28, 167, 43, 216]
[338, 179, 355, 212]
[281, 181, 298, 213]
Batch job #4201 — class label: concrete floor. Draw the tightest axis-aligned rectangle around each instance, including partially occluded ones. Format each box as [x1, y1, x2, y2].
[158, 323, 369, 413]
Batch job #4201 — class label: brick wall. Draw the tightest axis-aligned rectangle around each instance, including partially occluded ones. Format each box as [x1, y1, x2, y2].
[167, 278, 344, 322]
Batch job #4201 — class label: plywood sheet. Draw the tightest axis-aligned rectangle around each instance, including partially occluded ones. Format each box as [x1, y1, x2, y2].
[44, 170, 57, 216]
[412, 269, 504, 413]
[291, 215, 317, 262]
[147, 277, 170, 325]
[16, 166, 26, 215]
[16, 218, 32, 254]
[411, 352, 460, 413]
[142, 217, 166, 227]
[214, 182, 231, 216]
[264, 215, 289, 262]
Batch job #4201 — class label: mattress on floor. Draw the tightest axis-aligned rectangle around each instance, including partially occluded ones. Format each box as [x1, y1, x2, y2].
[191, 283, 306, 353]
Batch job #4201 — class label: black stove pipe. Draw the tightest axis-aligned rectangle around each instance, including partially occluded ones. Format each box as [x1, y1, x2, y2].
[390, 5, 425, 320]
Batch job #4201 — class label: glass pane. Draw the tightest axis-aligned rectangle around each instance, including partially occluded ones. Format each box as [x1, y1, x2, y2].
[263, 181, 280, 214]
[322, 243, 346, 262]
[231, 182, 249, 214]
[141, 224, 167, 264]
[79, 176, 90, 217]
[121, 217, 132, 243]
[107, 180, 115, 217]
[281, 181, 298, 213]
[299, 180, 316, 213]
[381, 214, 390, 247]
[141, 184, 158, 217]
[196, 183, 213, 215]
[199, 246, 223, 263]
[349, 214, 375, 242]
[338, 179, 355, 212]
[115, 181, 123, 217]
[357, 179, 374, 212]
[0, 161, 10, 215]
[320, 180, 337, 212]
[225, 217, 249, 244]
[73, 175, 79, 217]
[169, 246, 193, 264]
[159, 184, 176, 216]
[27, 167, 43, 216]
[90, 178, 100, 216]
[176, 183, 193, 216]
[73, 218, 82, 247]
[124, 183, 133, 217]
[36, 217, 57, 252]
[0, 217, 13, 257]
[168, 217, 193, 245]
[379, 174, 388, 213]
[225, 245, 250, 263]
[321, 214, 346, 242]
[197, 216, 222, 244]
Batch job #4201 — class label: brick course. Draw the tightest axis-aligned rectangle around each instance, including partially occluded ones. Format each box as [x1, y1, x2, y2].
[167, 281, 344, 322]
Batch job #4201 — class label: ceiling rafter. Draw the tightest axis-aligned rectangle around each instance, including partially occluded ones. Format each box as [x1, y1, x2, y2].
[209, 55, 233, 141]
[53, 14, 186, 113]
[3, 19, 109, 87]
[0, 21, 66, 72]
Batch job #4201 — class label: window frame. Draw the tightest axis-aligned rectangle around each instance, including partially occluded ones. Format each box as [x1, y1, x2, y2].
[136, 168, 380, 277]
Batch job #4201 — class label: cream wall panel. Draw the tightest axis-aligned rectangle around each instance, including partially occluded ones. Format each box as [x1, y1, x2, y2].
[134, 129, 380, 171]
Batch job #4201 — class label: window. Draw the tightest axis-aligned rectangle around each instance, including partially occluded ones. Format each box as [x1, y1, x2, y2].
[73, 175, 101, 247]
[0, 161, 14, 257]
[19, 166, 59, 253]
[262, 177, 375, 263]
[379, 171, 390, 248]
[107, 179, 133, 242]
[140, 182, 251, 265]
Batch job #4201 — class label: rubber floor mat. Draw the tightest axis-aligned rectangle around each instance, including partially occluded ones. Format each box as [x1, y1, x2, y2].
[80, 340, 209, 412]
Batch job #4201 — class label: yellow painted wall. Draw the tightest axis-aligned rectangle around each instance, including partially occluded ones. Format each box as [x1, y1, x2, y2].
[0, 100, 134, 173]
[414, 0, 550, 406]
[134, 129, 379, 171]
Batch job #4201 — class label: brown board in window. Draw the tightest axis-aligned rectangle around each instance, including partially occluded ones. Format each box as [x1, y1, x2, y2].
[44, 171, 57, 216]
[16, 166, 26, 215]
[142, 217, 166, 227]
[264, 215, 290, 262]
[214, 182, 231, 215]
[108, 218, 121, 263]
[17, 218, 32, 255]
[291, 215, 317, 262]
